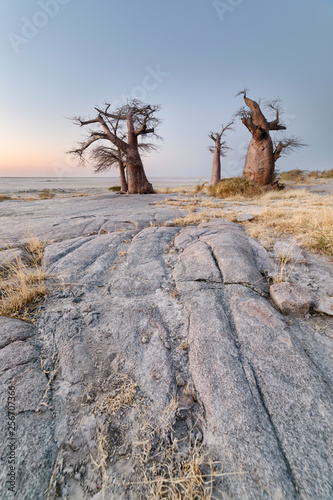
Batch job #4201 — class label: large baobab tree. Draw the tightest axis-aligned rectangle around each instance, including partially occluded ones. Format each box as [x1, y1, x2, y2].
[70, 100, 161, 194]
[236, 90, 306, 186]
[209, 121, 233, 186]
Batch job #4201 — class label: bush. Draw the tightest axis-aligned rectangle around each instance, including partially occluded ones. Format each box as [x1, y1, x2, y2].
[39, 189, 55, 199]
[321, 169, 333, 178]
[207, 177, 263, 199]
[108, 186, 122, 192]
[279, 169, 306, 182]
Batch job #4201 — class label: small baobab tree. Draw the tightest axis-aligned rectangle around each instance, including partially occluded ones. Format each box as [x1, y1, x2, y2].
[69, 100, 162, 194]
[236, 89, 306, 186]
[209, 121, 234, 186]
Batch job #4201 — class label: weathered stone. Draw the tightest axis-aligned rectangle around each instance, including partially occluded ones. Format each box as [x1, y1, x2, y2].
[0, 196, 332, 499]
[173, 240, 222, 283]
[236, 213, 255, 222]
[270, 282, 311, 316]
[314, 295, 333, 316]
[248, 237, 275, 276]
[0, 317, 36, 349]
[0, 319, 55, 500]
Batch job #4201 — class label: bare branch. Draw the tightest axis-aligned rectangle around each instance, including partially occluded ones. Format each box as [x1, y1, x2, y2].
[235, 87, 249, 98]
[89, 145, 124, 173]
[265, 98, 287, 130]
[208, 121, 233, 157]
[273, 136, 307, 162]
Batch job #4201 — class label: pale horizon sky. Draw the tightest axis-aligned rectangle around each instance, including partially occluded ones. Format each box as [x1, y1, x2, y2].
[1, 0, 332, 179]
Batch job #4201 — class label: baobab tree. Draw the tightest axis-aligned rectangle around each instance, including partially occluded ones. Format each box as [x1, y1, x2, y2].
[236, 90, 306, 186]
[209, 121, 233, 186]
[70, 100, 161, 194]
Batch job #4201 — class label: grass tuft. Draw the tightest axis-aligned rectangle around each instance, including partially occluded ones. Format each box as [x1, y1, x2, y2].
[0, 235, 51, 319]
[133, 400, 246, 499]
[98, 374, 138, 415]
[207, 177, 263, 199]
[108, 186, 122, 192]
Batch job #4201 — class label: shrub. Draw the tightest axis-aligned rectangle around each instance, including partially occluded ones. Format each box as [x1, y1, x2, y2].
[321, 169, 333, 178]
[207, 177, 263, 199]
[108, 186, 122, 192]
[279, 169, 306, 182]
[39, 189, 55, 199]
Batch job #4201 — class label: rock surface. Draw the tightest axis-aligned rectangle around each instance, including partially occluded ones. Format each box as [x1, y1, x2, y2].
[270, 282, 312, 316]
[0, 194, 332, 499]
[236, 213, 255, 222]
[314, 296, 333, 316]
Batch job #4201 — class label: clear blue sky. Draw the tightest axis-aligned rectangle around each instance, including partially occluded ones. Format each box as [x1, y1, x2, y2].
[1, 0, 332, 178]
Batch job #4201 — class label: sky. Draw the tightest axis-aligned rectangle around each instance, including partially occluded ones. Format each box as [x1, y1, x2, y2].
[1, 0, 332, 179]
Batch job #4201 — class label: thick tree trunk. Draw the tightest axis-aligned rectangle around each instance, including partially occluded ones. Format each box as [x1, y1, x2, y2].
[126, 149, 154, 194]
[210, 143, 221, 186]
[241, 96, 275, 186]
[118, 160, 128, 192]
[126, 117, 154, 194]
[242, 133, 275, 186]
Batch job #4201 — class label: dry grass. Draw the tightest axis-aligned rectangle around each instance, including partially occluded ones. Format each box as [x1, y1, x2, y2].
[91, 428, 109, 491]
[254, 188, 329, 207]
[270, 245, 300, 284]
[173, 210, 224, 227]
[0, 235, 51, 319]
[133, 400, 245, 499]
[247, 206, 333, 256]
[97, 374, 138, 415]
[141, 442, 218, 499]
[207, 177, 264, 200]
[152, 197, 225, 210]
[25, 233, 46, 265]
[156, 186, 202, 195]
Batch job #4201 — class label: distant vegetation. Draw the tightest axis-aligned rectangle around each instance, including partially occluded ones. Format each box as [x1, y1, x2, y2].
[0, 195, 12, 202]
[279, 169, 333, 182]
[39, 189, 55, 199]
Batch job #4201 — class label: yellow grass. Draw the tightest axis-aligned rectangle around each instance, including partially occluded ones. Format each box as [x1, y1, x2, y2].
[156, 186, 202, 195]
[97, 374, 138, 414]
[0, 234, 51, 319]
[133, 399, 246, 500]
[253, 189, 330, 207]
[152, 197, 225, 209]
[173, 210, 224, 226]
[0, 257, 49, 319]
[247, 207, 333, 256]
[207, 177, 264, 200]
